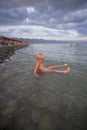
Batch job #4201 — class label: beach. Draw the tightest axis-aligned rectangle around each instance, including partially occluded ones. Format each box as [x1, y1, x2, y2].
[0, 43, 87, 130]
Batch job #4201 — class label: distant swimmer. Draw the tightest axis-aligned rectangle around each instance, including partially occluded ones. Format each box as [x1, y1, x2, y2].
[70, 43, 78, 46]
[34, 53, 70, 78]
[76, 43, 78, 46]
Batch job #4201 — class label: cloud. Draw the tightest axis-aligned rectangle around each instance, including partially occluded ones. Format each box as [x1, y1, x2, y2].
[0, 25, 80, 40]
[0, 0, 87, 40]
[63, 9, 87, 23]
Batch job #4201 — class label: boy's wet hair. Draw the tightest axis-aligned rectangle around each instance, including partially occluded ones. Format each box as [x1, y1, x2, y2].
[36, 53, 44, 61]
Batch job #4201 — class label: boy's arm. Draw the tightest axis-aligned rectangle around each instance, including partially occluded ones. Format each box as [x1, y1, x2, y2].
[57, 64, 68, 67]
[34, 62, 40, 78]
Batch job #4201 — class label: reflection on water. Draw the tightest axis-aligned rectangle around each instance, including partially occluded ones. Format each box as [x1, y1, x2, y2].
[0, 44, 87, 130]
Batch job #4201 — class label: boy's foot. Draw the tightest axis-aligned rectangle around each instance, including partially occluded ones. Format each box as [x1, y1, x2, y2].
[64, 67, 70, 74]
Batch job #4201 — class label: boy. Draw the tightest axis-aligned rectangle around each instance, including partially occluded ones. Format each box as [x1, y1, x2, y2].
[34, 53, 70, 78]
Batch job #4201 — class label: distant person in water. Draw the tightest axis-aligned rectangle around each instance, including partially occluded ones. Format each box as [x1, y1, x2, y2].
[34, 53, 70, 78]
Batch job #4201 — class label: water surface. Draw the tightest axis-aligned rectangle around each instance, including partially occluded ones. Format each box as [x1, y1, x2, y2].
[0, 43, 87, 130]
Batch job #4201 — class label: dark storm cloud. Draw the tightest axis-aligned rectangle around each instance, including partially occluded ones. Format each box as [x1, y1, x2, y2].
[0, 0, 87, 37]
[49, 0, 86, 11]
[0, 0, 44, 9]
[0, 6, 32, 25]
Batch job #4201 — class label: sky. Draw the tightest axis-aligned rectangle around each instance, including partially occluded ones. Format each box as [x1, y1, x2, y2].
[0, 0, 87, 41]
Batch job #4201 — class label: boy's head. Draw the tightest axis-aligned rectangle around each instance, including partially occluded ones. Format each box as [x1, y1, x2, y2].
[36, 53, 45, 62]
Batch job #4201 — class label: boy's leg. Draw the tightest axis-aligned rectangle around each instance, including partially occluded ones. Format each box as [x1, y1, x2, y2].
[47, 65, 59, 69]
[46, 67, 70, 74]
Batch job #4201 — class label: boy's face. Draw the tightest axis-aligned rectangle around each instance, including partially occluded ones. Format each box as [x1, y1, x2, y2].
[37, 53, 45, 63]
[39, 56, 44, 63]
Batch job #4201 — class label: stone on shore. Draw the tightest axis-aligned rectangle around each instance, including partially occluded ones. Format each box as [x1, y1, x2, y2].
[0, 45, 28, 64]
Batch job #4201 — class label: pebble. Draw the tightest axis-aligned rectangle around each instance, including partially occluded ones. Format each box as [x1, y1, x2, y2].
[2, 99, 17, 116]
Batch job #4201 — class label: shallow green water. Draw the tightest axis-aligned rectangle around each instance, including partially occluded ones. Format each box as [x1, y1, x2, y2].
[0, 43, 87, 130]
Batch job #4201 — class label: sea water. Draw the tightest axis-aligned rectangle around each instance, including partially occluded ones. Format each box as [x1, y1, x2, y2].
[0, 43, 87, 130]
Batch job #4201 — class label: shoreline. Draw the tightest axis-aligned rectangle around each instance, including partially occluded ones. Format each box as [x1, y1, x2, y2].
[0, 44, 28, 64]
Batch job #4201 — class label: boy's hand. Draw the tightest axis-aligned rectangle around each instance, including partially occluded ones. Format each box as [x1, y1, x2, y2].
[64, 64, 68, 66]
[34, 74, 40, 79]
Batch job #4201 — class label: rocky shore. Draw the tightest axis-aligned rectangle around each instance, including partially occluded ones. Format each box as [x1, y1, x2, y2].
[0, 44, 28, 64]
